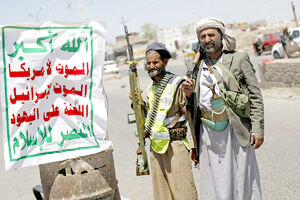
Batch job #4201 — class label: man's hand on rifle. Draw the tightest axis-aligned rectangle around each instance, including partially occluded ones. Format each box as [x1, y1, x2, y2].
[182, 79, 194, 99]
[127, 60, 138, 68]
[129, 90, 143, 100]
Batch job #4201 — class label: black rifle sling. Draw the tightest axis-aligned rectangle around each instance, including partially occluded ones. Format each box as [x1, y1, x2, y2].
[145, 73, 174, 136]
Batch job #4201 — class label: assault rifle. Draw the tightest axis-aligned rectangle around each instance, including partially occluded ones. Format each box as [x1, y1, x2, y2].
[124, 25, 150, 176]
[186, 41, 205, 163]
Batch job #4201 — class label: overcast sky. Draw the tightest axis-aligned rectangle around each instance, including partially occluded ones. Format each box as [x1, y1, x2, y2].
[0, 0, 298, 42]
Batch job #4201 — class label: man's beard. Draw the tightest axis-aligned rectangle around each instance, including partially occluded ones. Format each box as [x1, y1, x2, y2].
[202, 39, 222, 54]
[147, 63, 166, 78]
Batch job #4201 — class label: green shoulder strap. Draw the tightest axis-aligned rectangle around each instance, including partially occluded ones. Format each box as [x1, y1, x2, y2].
[206, 62, 227, 94]
[213, 62, 241, 90]
[207, 60, 241, 92]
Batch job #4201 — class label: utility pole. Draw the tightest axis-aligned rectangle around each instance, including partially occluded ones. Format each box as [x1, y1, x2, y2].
[290, 0, 299, 27]
[264, 0, 270, 23]
[78, 0, 88, 21]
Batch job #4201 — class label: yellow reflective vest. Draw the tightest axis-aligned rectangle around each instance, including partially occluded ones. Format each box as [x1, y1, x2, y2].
[145, 73, 189, 154]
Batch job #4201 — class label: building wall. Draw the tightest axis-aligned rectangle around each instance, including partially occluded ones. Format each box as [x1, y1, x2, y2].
[157, 23, 198, 51]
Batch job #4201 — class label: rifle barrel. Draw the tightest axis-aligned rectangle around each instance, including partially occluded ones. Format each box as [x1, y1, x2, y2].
[124, 25, 134, 61]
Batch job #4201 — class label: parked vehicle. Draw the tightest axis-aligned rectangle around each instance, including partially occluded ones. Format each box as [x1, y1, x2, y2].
[116, 56, 127, 64]
[253, 32, 281, 56]
[271, 27, 300, 59]
[104, 60, 119, 74]
[263, 32, 281, 51]
[271, 42, 285, 59]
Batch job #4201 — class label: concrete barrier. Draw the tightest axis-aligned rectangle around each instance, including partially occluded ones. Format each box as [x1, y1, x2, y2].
[259, 58, 300, 88]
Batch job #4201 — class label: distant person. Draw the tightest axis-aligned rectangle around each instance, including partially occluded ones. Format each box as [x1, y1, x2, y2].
[131, 42, 198, 200]
[280, 27, 292, 57]
[282, 27, 292, 40]
[256, 32, 265, 43]
[254, 32, 265, 55]
[182, 17, 264, 200]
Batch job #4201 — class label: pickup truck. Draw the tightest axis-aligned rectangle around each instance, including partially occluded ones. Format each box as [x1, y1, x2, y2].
[263, 32, 281, 51]
[271, 27, 300, 59]
[253, 32, 281, 55]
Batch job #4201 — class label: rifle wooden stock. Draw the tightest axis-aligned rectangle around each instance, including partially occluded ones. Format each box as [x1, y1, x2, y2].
[193, 51, 201, 65]
[186, 42, 202, 79]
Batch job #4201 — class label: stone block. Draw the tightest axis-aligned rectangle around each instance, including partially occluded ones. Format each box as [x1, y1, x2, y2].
[39, 145, 120, 200]
[260, 59, 300, 88]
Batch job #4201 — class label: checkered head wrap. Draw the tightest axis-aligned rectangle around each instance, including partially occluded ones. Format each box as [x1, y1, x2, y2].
[195, 17, 236, 51]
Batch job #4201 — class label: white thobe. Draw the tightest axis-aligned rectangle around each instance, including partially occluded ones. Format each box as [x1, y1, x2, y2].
[197, 60, 262, 200]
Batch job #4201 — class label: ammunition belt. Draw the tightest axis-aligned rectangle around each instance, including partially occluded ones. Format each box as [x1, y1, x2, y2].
[201, 109, 228, 122]
[145, 73, 173, 136]
[169, 127, 187, 141]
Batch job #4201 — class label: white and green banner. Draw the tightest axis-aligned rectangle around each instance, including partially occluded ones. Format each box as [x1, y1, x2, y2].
[0, 21, 111, 170]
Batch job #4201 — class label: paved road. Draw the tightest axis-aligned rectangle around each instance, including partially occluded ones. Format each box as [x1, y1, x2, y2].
[106, 52, 300, 200]
[0, 52, 299, 200]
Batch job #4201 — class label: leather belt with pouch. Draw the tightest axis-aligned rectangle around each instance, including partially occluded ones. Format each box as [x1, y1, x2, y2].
[169, 127, 187, 141]
[201, 109, 228, 122]
[200, 108, 229, 132]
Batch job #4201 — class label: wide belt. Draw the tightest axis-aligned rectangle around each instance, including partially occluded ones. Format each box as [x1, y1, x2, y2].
[169, 127, 187, 141]
[200, 109, 228, 122]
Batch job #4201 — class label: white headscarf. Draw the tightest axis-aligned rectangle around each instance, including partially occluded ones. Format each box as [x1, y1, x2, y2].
[195, 17, 236, 51]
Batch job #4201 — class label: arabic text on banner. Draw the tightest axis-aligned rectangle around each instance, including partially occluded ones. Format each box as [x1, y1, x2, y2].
[0, 21, 111, 170]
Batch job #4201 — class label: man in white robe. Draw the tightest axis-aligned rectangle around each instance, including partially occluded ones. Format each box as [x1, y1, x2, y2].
[182, 18, 264, 200]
